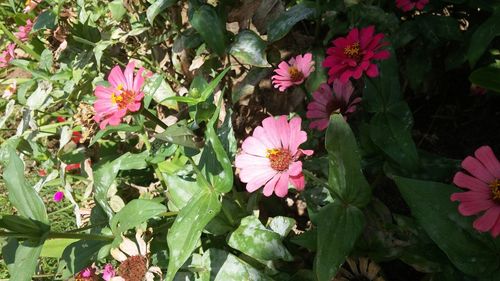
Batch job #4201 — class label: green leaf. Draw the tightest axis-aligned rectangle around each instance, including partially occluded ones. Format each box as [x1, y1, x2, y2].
[0, 146, 48, 223]
[0, 215, 48, 236]
[416, 15, 462, 43]
[26, 80, 52, 111]
[469, 64, 500, 93]
[228, 215, 293, 261]
[62, 240, 110, 274]
[33, 10, 57, 31]
[267, 3, 316, 42]
[229, 30, 270, 67]
[110, 199, 167, 234]
[147, 0, 177, 25]
[38, 49, 53, 71]
[90, 124, 142, 146]
[2, 239, 44, 281]
[162, 173, 202, 210]
[109, 0, 127, 21]
[40, 239, 79, 258]
[391, 175, 500, 277]
[165, 190, 221, 281]
[189, 5, 227, 56]
[305, 48, 327, 94]
[325, 115, 371, 207]
[155, 123, 200, 149]
[314, 201, 365, 281]
[467, 11, 500, 66]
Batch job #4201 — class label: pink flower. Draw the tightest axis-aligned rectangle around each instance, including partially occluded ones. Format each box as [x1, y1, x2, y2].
[396, 0, 429, 12]
[23, 0, 41, 13]
[451, 146, 500, 237]
[75, 266, 97, 281]
[306, 80, 361, 131]
[271, 53, 315, 92]
[38, 169, 47, 177]
[14, 20, 33, 42]
[235, 116, 313, 197]
[93, 61, 148, 129]
[323, 26, 390, 84]
[2, 81, 16, 99]
[53, 191, 64, 202]
[0, 43, 16, 68]
[65, 163, 81, 172]
[102, 264, 116, 281]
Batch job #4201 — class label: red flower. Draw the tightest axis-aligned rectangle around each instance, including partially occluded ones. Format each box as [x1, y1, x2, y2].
[323, 26, 390, 83]
[72, 131, 82, 144]
[38, 169, 47, 177]
[65, 163, 81, 172]
[56, 116, 66, 122]
[396, 0, 429, 12]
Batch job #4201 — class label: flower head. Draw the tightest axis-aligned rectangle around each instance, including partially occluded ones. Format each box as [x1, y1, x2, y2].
[14, 19, 33, 42]
[396, 0, 429, 12]
[323, 26, 390, 83]
[235, 116, 313, 197]
[102, 264, 116, 281]
[334, 257, 385, 281]
[451, 146, 500, 237]
[2, 81, 16, 99]
[24, 0, 41, 13]
[271, 53, 315, 92]
[65, 163, 81, 172]
[53, 191, 64, 202]
[72, 131, 82, 144]
[0, 43, 16, 68]
[75, 266, 97, 281]
[93, 61, 149, 129]
[306, 80, 361, 131]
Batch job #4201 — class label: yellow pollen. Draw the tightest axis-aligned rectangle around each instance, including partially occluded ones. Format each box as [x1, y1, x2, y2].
[111, 92, 123, 104]
[116, 84, 124, 91]
[266, 148, 292, 172]
[288, 66, 304, 82]
[489, 179, 500, 203]
[344, 42, 361, 59]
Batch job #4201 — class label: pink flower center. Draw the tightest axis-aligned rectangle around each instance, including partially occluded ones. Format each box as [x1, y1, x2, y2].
[267, 148, 292, 171]
[111, 84, 137, 110]
[343, 42, 361, 60]
[489, 179, 500, 203]
[288, 66, 304, 82]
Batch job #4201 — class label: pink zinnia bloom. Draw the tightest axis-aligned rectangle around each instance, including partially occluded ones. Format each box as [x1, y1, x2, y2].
[451, 146, 500, 237]
[0, 43, 16, 68]
[93, 61, 148, 129]
[306, 80, 361, 131]
[323, 26, 390, 84]
[75, 266, 97, 281]
[102, 264, 116, 281]
[271, 53, 315, 92]
[396, 0, 429, 12]
[2, 81, 16, 99]
[23, 0, 41, 13]
[53, 191, 64, 202]
[235, 116, 313, 197]
[14, 19, 33, 42]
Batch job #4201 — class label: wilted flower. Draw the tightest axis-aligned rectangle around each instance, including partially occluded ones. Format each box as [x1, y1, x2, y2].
[2, 81, 16, 99]
[93, 61, 149, 129]
[14, 19, 33, 42]
[235, 116, 313, 197]
[323, 26, 390, 83]
[334, 257, 385, 281]
[451, 146, 500, 237]
[271, 53, 315, 92]
[0, 43, 16, 68]
[102, 264, 116, 281]
[306, 80, 361, 131]
[53, 191, 64, 202]
[395, 0, 429, 12]
[74, 266, 97, 281]
[23, 0, 41, 13]
[74, 103, 98, 143]
[109, 229, 162, 281]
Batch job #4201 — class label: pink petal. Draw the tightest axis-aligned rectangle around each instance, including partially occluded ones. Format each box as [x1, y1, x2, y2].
[288, 161, 302, 176]
[245, 169, 276, 193]
[239, 165, 275, 184]
[474, 146, 500, 178]
[108, 65, 127, 88]
[123, 61, 135, 90]
[473, 206, 500, 232]
[235, 153, 269, 169]
[263, 174, 280, 197]
[274, 173, 290, 197]
[453, 172, 490, 193]
[262, 117, 282, 148]
[289, 173, 305, 191]
[462, 156, 495, 183]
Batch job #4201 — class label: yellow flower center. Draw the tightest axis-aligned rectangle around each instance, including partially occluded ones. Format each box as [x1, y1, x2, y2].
[110, 84, 137, 110]
[489, 179, 500, 203]
[288, 66, 304, 82]
[344, 42, 361, 59]
[267, 148, 292, 171]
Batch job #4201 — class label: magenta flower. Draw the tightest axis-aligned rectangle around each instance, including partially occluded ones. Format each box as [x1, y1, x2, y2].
[451, 146, 500, 237]
[102, 264, 116, 281]
[235, 116, 313, 197]
[23, 0, 41, 13]
[323, 26, 390, 84]
[75, 266, 97, 281]
[271, 53, 315, 92]
[396, 0, 429, 12]
[53, 191, 64, 202]
[93, 61, 148, 129]
[0, 43, 16, 68]
[306, 80, 361, 131]
[14, 20, 33, 42]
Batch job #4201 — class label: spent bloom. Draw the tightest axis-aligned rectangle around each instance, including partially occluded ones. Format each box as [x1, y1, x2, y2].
[2, 81, 16, 99]
[14, 19, 33, 42]
[271, 53, 315, 92]
[323, 26, 390, 83]
[24, 0, 41, 13]
[93, 61, 149, 129]
[102, 264, 116, 281]
[75, 266, 98, 281]
[0, 43, 16, 68]
[235, 116, 313, 197]
[396, 0, 429, 12]
[306, 80, 361, 131]
[451, 146, 500, 237]
[53, 191, 64, 202]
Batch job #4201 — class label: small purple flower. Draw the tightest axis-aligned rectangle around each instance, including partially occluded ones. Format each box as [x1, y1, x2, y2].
[102, 264, 116, 281]
[53, 191, 64, 202]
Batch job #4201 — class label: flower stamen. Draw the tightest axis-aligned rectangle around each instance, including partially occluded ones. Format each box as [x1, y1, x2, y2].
[267, 148, 292, 171]
[344, 42, 361, 59]
[288, 66, 304, 82]
[489, 179, 500, 203]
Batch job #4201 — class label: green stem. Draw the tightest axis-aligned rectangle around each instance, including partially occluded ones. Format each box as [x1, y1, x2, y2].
[47, 204, 73, 216]
[0, 231, 114, 241]
[187, 156, 213, 191]
[0, 22, 41, 61]
[160, 211, 178, 217]
[140, 108, 168, 129]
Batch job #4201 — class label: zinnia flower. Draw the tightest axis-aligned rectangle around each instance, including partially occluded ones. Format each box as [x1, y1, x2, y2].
[0, 43, 16, 68]
[23, 0, 41, 13]
[102, 264, 116, 281]
[235, 116, 313, 197]
[93, 61, 148, 129]
[271, 53, 315, 92]
[323, 26, 390, 83]
[395, 0, 429, 12]
[75, 266, 98, 281]
[451, 146, 500, 237]
[14, 19, 33, 42]
[53, 191, 64, 202]
[109, 229, 162, 281]
[65, 163, 81, 172]
[2, 81, 16, 99]
[72, 131, 82, 143]
[306, 80, 361, 131]
[334, 257, 385, 281]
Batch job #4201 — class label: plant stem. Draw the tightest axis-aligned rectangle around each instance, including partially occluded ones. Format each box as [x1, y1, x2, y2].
[140, 108, 168, 129]
[0, 231, 114, 241]
[0, 22, 41, 61]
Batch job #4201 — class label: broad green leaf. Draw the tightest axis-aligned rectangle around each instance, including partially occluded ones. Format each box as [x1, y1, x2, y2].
[229, 30, 270, 67]
[155, 123, 200, 149]
[325, 115, 371, 207]
[0, 215, 48, 236]
[162, 173, 202, 210]
[231, 67, 270, 103]
[38, 49, 53, 71]
[469, 64, 500, 93]
[90, 124, 142, 146]
[391, 175, 500, 277]
[144, 74, 178, 110]
[110, 199, 167, 234]
[109, 0, 127, 21]
[314, 201, 365, 281]
[467, 11, 500, 66]
[62, 240, 110, 274]
[189, 5, 227, 56]
[165, 190, 221, 281]
[268, 216, 296, 238]
[41, 239, 79, 258]
[147, 0, 177, 25]
[228, 215, 293, 262]
[416, 15, 462, 43]
[305, 48, 327, 94]
[33, 10, 57, 31]
[267, 3, 315, 42]
[2, 239, 44, 281]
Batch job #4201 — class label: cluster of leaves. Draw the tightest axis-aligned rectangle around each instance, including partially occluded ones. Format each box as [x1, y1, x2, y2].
[0, 0, 499, 281]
